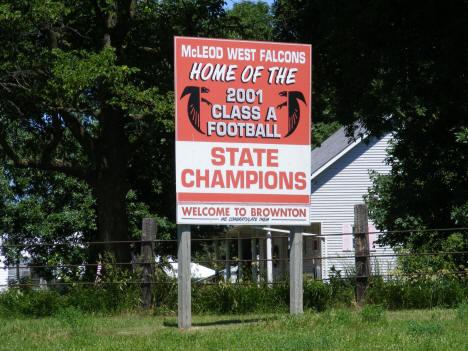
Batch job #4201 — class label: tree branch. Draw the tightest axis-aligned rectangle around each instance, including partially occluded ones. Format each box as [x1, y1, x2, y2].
[40, 114, 64, 165]
[0, 131, 88, 181]
[58, 109, 96, 159]
[137, 46, 159, 54]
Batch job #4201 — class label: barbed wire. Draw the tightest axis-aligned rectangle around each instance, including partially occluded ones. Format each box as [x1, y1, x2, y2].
[3, 251, 467, 270]
[1, 227, 467, 248]
[2, 270, 466, 288]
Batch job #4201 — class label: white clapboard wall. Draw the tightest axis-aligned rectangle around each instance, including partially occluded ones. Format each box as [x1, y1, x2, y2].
[309, 128, 396, 280]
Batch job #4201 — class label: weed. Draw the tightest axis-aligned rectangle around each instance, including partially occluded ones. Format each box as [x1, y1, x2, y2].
[406, 320, 442, 336]
[55, 306, 85, 329]
[456, 302, 468, 321]
[334, 309, 353, 324]
[360, 304, 385, 323]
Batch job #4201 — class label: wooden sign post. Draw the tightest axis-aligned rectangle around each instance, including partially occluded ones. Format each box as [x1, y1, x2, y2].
[354, 204, 370, 306]
[178, 225, 191, 329]
[290, 226, 303, 314]
[140, 218, 157, 310]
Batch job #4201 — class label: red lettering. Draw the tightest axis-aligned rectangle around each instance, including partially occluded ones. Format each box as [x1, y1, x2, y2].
[211, 147, 225, 165]
[226, 147, 239, 166]
[239, 148, 254, 166]
[181, 169, 194, 187]
[294, 172, 307, 190]
[252, 148, 266, 166]
[265, 171, 277, 189]
[181, 206, 193, 216]
[226, 170, 244, 188]
[279, 172, 293, 189]
[211, 170, 225, 188]
[245, 171, 258, 188]
[267, 149, 278, 167]
[196, 169, 210, 187]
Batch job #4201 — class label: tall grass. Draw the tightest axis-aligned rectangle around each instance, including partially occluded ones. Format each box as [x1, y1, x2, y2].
[0, 274, 466, 317]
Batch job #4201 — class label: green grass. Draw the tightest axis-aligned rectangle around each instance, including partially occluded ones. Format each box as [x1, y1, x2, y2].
[0, 308, 466, 351]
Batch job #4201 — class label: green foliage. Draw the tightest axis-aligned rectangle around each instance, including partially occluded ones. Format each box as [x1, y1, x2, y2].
[226, 1, 273, 41]
[0, 168, 95, 279]
[0, 0, 232, 265]
[366, 275, 467, 309]
[192, 283, 289, 314]
[390, 233, 467, 274]
[333, 309, 352, 324]
[406, 320, 442, 337]
[0, 274, 467, 318]
[303, 279, 333, 311]
[456, 302, 468, 322]
[360, 304, 385, 323]
[274, 0, 468, 253]
[55, 306, 85, 329]
[0, 289, 62, 318]
[64, 284, 139, 314]
[311, 121, 341, 148]
[327, 267, 355, 306]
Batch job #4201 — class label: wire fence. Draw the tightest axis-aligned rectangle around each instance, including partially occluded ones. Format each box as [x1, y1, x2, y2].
[1, 226, 467, 289]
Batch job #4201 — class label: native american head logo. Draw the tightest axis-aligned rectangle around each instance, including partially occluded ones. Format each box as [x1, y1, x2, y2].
[180, 86, 212, 134]
[277, 91, 306, 137]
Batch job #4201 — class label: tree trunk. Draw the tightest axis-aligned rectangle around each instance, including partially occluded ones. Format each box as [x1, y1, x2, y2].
[93, 174, 131, 265]
[90, 108, 132, 265]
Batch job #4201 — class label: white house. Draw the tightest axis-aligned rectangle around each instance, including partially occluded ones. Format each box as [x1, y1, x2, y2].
[307, 126, 396, 280]
[224, 126, 397, 283]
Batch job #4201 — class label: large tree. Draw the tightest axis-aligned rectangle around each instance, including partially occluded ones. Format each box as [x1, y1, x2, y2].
[273, 0, 468, 249]
[0, 0, 227, 263]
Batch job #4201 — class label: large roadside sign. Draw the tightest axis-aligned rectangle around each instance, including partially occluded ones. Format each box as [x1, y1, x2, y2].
[175, 37, 311, 225]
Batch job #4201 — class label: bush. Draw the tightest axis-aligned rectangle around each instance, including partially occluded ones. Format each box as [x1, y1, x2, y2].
[192, 283, 289, 314]
[327, 268, 355, 307]
[0, 289, 62, 318]
[64, 284, 139, 314]
[367, 275, 467, 309]
[0, 271, 465, 317]
[303, 279, 332, 311]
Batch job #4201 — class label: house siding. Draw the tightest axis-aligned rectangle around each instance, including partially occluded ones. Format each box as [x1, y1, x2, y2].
[309, 134, 396, 280]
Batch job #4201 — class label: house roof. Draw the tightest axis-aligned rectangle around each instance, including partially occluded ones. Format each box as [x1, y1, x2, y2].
[310, 125, 366, 179]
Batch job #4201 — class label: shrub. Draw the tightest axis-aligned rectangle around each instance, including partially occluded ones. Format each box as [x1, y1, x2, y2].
[192, 283, 289, 314]
[64, 284, 139, 314]
[327, 267, 355, 307]
[303, 279, 332, 311]
[367, 275, 467, 309]
[0, 289, 62, 318]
